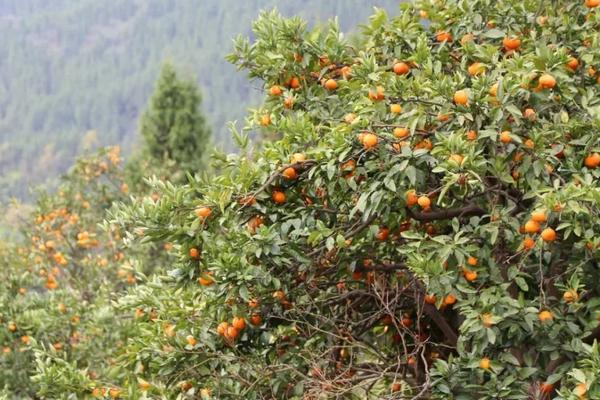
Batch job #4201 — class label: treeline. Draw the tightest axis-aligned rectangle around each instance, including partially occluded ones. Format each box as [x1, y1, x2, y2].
[0, 0, 398, 201]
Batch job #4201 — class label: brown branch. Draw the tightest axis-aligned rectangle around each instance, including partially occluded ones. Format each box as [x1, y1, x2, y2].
[406, 204, 487, 222]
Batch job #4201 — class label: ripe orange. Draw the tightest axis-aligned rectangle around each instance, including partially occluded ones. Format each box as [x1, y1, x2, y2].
[232, 317, 246, 330]
[479, 357, 491, 369]
[523, 108, 536, 120]
[460, 33, 475, 45]
[502, 36, 521, 51]
[417, 196, 431, 209]
[444, 294, 457, 306]
[563, 290, 578, 303]
[489, 83, 499, 97]
[466, 130, 478, 140]
[538, 310, 553, 322]
[376, 227, 390, 241]
[541, 227, 556, 242]
[539, 74, 556, 89]
[524, 220, 541, 233]
[189, 248, 200, 259]
[198, 273, 214, 286]
[584, 153, 600, 168]
[247, 216, 264, 233]
[424, 294, 437, 304]
[463, 269, 477, 281]
[289, 76, 300, 89]
[290, 153, 306, 164]
[282, 167, 298, 180]
[324, 79, 338, 90]
[225, 326, 240, 340]
[406, 190, 418, 206]
[269, 85, 282, 96]
[272, 191, 286, 204]
[540, 382, 555, 394]
[468, 62, 485, 76]
[217, 322, 229, 336]
[467, 256, 478, 266]
[453, 90, 469, 105]
[481, 313, 494, 328]
[368, 86, 385, 101]
[195, 207, 212, 219]
[566, 57, 579, 71]
[362, 133, 378, 150]
[499, 131, 512, 144]
[260, 114, 271, 126]
[449, 154, 464, 165]
[340, 66, 352, 79]
[393, 127, 409, 138]
[436, 31, 453, 42]
[283, 97, 294, 109]
[393, 62, 410, 75]
[574, 382, 587, 397]
[531, 210, 547, 223]
[391, 382, 402, 392]
[250, 313, 262, 326]
[390, 104, 402, 114]
[586, 0, 600, 7]
[186, 335, 197, 346]
[109, 389, 121, 399]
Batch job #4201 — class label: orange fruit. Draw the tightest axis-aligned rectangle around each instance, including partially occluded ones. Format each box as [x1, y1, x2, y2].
[195, 207, 212, 219]
[283, 97, 294, 109]
[586, 0, 600, 7]
[289, 76, 300, 89]
[406, 190, 418, 206]
[260, 114, 271, 126]
[247, 215, 264, 233]
[463, 269, 478, 282]
[225, 326, 240, 340]
[563, 290, 578, 303]
[566, 57, 579, 71]
[460, 33, 475, 45]
[453, 90, 469, 105]
[250, 313, 262, 326]
[444, 294, 457, 306]
[368, 86, 385, 101]
[436, 31, 453, 42]
[502, 36, 521, 51]
[376, 227, 390, 241]
[282, 167, 298, 180]
[340, 66, 352, 79]
[217, 322, 229, 336]
[489, 83, 499, 97]
[574, 382, 587, 397]
[539, 74, 556, 89]
[499, 131, 512, 144]
[362, 133, 378, 150]
[531, 210, 547, 223]
[198, 273, 214, 286]
[232, 317, 246, 330]
[324, 79, 338, 90]
[523, 108, 536, 120]
[189, 248, 200, 259]
[467, 256, 478, 266]
[468, 62, 485, 76]
[524, 220, 541, 233]
[479, 357, 491, 369]
[584, 153, 600, 168]
[481, 313, 494, 328]
[538, 310, 553, 322]
[449, 154, 464, 165]
[541, 228, 556, 242]
[393, 127, 409, 138]
[466, 130, 478, 140]
[417, 196, 431, 209]
[391, 382, 402, 392]
[272, 191, 286, 204]
[424, 294, 437, 305]
[390, 104, 402, 114]
[344, 113, 357, 123]
[186, 335, 197, 346]
[290, 153, 306, 164]
[269, 85, 282, 96]
[540, 382, 554, 394]
[393, 62, 410, 75]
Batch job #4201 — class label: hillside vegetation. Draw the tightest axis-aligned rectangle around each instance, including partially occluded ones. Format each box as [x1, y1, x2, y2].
[0, 0, 398, 200]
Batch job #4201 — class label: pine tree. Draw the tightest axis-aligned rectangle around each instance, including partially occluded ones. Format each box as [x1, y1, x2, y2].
[140, 63, 211, 174]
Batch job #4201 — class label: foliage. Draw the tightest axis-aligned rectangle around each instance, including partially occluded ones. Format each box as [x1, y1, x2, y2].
[140, 63, 211, 177]
[0, 0, 399, 201]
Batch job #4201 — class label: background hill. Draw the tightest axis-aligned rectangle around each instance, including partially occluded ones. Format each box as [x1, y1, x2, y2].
[0, 0, 398, 200]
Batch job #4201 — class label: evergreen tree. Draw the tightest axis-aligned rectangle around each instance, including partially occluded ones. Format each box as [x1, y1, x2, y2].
[140, 63, 211, 175]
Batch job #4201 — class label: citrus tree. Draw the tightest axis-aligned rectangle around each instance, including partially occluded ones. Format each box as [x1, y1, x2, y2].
[0, 147, 174, 398]
[107, 1, 600, 398]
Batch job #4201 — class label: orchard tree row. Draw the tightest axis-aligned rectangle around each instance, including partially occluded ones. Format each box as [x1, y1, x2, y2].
[2, 0, 600, 399]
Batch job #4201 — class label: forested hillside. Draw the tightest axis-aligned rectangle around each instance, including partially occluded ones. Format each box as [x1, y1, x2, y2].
[0, 0, 398, 200]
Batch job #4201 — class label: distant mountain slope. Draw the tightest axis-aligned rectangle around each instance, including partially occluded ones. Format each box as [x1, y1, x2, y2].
[0, 0, 399, 200]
